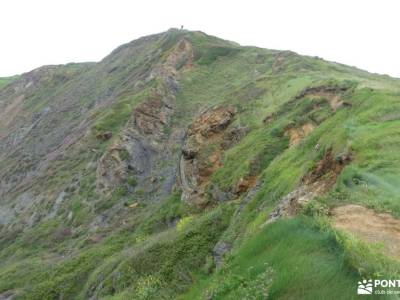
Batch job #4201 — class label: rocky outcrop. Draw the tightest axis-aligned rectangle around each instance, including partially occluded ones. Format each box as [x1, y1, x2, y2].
[187, 106, 237, 138]
[179, 106, 239, 205]
[267, 185, 319, 222]
[133, 92, 174, 138]
[213, 241, 232, 267]
[96, 38, 194, 199]
[267, 150, 351, 223]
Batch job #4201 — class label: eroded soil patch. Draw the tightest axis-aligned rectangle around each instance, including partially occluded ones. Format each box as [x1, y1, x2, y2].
[332, 205, 400, 259]
[268, 150, 351, 222]
[179, 106, 250, 206]
[295, 85, 352, 111]
[285, 122, 315, 147]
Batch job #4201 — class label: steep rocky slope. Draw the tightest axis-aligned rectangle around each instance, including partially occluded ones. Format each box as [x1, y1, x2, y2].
[1, 29, 400, 299]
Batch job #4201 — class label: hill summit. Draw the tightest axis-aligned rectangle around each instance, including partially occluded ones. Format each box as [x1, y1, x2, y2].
[1, 29, 400, 299]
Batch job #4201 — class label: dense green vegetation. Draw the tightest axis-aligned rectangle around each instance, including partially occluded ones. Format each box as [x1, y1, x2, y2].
[1, 29, 400, 299]
[183, 217, 361, 300]
[0, 194, 235, 300]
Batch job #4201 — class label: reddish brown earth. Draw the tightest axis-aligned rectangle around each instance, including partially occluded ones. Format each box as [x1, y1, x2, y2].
[285, 122, 315, 147]
[268, 150, 351, 222]
[179, 106, 239, 206]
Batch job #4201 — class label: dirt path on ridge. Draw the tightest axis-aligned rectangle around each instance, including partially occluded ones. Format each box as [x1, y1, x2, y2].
[332, 204, 400, 259]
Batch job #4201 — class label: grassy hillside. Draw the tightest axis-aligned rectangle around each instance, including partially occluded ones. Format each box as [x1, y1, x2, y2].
[0, 29, 400, 299]
[0, 76, 17, 90]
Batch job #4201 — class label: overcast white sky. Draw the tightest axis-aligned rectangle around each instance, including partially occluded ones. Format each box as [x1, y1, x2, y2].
[1, 0, 399, 77]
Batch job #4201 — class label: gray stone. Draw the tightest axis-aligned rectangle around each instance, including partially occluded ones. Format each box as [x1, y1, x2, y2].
[213, 241, 232, 267]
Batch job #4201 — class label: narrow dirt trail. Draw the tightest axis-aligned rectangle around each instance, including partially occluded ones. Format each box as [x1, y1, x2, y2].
[332, 204, 400, 259]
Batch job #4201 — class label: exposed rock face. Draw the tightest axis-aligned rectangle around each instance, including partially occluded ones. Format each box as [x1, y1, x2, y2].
[213, 241, 232, 267]
[302, 150, 351, 188]
[95, 90, 177, 194]
[133, 92, 174, 138]
[164, 39, 194, 72]
[96, 138, 153, 193]
[268, 185, 319, 222]
[96, 39, 194, 199]
[188, 106, 237, 138]
[267, 150, 351, 222]
[179, 106, 238, 205]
